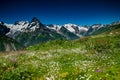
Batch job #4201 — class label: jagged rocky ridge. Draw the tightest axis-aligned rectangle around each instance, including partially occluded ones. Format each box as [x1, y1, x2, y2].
[1, 17, 120, 48]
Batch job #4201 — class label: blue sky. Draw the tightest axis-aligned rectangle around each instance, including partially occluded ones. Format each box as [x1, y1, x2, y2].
[0, 0, 120, 25]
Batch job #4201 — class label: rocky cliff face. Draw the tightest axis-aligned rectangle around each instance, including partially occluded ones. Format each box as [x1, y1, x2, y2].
[0, 22, 10, 35]
[0, 24, 23, 52]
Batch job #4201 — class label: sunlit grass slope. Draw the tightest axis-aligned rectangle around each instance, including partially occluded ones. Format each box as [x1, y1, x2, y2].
[0, 27, 120, 80]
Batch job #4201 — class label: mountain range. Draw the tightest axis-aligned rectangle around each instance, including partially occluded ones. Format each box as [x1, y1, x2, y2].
[0, 17, 120, 52]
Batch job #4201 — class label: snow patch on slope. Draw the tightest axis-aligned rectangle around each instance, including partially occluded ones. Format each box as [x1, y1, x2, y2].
[78, 26, 88, 32]
[63, 23, 76, 33]
[5, 21, 29, 32]
[5, 21, 29, 38]
[46, 24, 62, 32]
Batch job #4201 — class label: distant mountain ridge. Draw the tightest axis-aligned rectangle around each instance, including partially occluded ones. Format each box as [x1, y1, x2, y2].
[3, 17, 120, 38]
[0, 17, 120, 49]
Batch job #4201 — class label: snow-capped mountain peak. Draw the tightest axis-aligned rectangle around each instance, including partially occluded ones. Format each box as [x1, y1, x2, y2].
[6, 21, 29, 31]
[63, 23, 77, 33]
[2, 17, 119, 40]
[31, 17, 40, 23]
[63, 23, 88, 34]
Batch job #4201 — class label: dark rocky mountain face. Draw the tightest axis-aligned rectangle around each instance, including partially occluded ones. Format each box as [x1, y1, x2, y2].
[59, 26, 79, 40]
[29, 17, 47, 31]
[0, 22, 10, 35]
[31, 17, 40, 23]
[71, 26, 79, 34]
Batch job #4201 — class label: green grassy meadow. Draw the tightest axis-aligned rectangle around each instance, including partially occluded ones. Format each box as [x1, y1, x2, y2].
[0, 28, 120, 80]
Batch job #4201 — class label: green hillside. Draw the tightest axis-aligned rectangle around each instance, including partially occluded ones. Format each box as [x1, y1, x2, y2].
[0, 26, 120, 80]
[15, 30, 65, 47]
[0, 34, 23, 52]
[91, 24, 120, 35]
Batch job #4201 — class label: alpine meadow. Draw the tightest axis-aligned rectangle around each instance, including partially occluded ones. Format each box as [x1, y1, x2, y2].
[0, 0, 120, 80]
